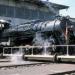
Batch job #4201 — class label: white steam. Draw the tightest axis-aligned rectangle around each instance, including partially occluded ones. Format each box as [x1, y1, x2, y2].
[10, 50, 24, 64]
[33, 32, 55, 55]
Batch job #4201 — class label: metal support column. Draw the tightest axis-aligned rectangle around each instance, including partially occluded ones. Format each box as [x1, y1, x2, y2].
[65, 22, 69, 56]
[3, 48, 4, 54]
[32, 47, 33, 55]
[11, 48, 12, 55]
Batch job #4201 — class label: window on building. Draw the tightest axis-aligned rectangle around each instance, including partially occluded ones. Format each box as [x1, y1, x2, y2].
[24, 8, 30, 19]
[15, 7, 25, 19]
[38, 11, 45, 20]
[30, 9, 38, 19]
[0, 5, 6, 16]
[6, 6, 14, 17]
[44, 12, 52, 20]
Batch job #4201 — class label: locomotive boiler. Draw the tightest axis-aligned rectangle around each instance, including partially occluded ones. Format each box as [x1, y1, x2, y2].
[0, 16, 75, 46]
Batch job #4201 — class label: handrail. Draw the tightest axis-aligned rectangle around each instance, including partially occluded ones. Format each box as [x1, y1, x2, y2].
[3, 45, 75, 56]
[3, 45, 75, 49]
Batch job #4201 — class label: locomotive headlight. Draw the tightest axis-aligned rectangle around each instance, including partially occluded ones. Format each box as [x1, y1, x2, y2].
[1, 24, 4, 28]
[0, 24, 2, 27]
[0, 24, 4, 28]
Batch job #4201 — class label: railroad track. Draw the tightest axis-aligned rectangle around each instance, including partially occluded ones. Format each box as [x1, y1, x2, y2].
[51, 71, 75, 75]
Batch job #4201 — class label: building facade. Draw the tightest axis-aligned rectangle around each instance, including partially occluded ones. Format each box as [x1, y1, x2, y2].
[0, 0, 68, 25]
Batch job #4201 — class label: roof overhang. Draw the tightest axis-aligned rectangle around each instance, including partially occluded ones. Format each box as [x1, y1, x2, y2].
[16, 0, 69, 10]
[51, 3, 69, 10]
[17, 0, 44, 6]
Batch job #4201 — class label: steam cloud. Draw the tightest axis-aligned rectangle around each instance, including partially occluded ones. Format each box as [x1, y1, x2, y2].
[33, 32, 55, 55]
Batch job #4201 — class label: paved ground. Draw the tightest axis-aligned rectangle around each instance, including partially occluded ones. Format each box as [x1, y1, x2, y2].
[0, 61, 45, 67]
[0, 63, 75, 75]
[0, 56, 45, 67]
[0, 57, 75, 75]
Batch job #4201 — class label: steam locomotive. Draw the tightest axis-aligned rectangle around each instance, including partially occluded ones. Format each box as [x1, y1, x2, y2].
[0, 16, 75, 47]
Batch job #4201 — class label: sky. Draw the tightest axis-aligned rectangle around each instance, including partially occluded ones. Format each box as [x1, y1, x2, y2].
[42, 0, 75, 18]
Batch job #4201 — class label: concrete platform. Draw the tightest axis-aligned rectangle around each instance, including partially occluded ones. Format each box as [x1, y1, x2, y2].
[0, 63, 75, 75]
[0, 61, 45, 68]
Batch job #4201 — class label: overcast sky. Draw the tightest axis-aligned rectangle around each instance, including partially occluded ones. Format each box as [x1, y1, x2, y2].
[42, 0, 75, 18]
